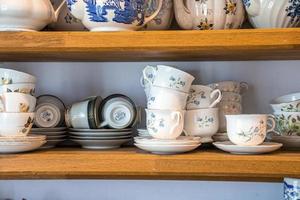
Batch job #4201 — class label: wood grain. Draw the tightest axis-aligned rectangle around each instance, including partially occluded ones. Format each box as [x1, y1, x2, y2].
[0, 28, 299, 61]
[0, 148, 299, 181]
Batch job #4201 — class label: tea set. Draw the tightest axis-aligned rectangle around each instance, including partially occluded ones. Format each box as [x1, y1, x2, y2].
[0, 0, 298, 31]
[0, 68, 46, 153]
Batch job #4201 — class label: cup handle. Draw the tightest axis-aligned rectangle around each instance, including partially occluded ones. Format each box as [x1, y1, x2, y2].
[143, 0, 163, 24]
[209, 89, 222, 108]
[240, 82, 249, 94]
[142, 65, 155, 86]
[267, 115, 280, 135]
[99, 120, 109, 128]
[51, 0, 66, 23]
[182, 129, 189, 136]
[170, 111, 182, 135]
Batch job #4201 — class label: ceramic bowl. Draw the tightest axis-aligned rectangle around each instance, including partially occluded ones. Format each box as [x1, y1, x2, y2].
[208, 81, 248, 94]
[0, 112, 35, 137]
[0, 93, 36, 112]
[147, 85, 188, 110]
[146, 109, 185, 139]
[221, 92, 242, 103]
[174, 0, 245, 30]
[272, 92, 300, 103]
[184, 108, 219, 143]
[244, 0, 300, 28]
[142, 65, 195, 93]
[99, 94, 137, 129]
[0, 83, 36, 96]
[274, 112, 300, 136]
[144, 0, 174, 30]
[0, 68, 36, 85]
[270, 101, 300, 112]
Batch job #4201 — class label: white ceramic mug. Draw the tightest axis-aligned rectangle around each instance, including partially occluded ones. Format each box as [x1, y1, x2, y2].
[184, 108, 219, 143]
[147, 85, 188, 110]
[0, 83, 36, 96]
[146, 109, 184, 139]
[143, 65, 195, 93]
[0, 112, 35, 137]
[187, 85, 222, 110]
[226, 114, 276, 146]
[0, 93, 36, 112]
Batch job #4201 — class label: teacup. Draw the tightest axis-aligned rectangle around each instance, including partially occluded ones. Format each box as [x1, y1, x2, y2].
[142, 65, 195, 93]
[34, 95, 66, 128]
[208, 81, 248, 94]
[146, 109, 184, 139]
[222, 92, 242, 103]
[184, 108, 219, 143]
[226, 114, 276, 146]
[0, 112, 35, 137]
[274, 112, 300, 136]
[0, 93, 36, 112]
[68, 96, 102, 129]
[0, 83, 36, 96]
[0, 68, 36, 85]
[186, 85, 222, 110]
[284, 178, 300, 200]
[147, 85, 188, 110]
[99, 94, 137, 129]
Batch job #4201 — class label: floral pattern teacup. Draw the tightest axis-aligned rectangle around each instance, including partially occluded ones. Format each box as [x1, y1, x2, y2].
[274, 112, 300, 136]
[187, 85, 222, 110]
[0, 92, 36, 113]
[142, 65, 195, 93]
[184, 108, 219, 143]
[226, 114, 276, 146]
[284, 178, 300, 200]
[146, 109, 184, 139]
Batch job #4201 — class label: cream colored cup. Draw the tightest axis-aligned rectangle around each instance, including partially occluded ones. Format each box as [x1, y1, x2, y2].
[0, 93, 36, 112]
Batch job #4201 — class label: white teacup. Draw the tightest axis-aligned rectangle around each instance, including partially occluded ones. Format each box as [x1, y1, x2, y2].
[147, 85, 188, 110]
[0, 93, 36, 112]
[0, 83, 36, 96]
[146, 109, 184, 139]
[184, 108, 219, 143]
[187, 85, 222, 110]
[0, 112, 35, 137]
[0, 68, 36, 85]
[208, 81, 248, 94]
[226, 114, 276, 146]
[143, 65, 195, 93]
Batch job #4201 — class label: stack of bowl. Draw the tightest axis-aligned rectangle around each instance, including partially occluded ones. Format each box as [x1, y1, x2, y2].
[67, 94, 137, 149]
[184, 85, 222, 143]
[0, 68, 46, 153]
[136, 65, 201, 155]
[270, 92, 300, 149]
[207, 81, 248, 142]
[31, 94, 67, 149]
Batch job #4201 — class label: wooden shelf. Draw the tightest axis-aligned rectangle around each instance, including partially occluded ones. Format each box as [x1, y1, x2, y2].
[0, 28, 299, 61]
[0, 148, 299, 182]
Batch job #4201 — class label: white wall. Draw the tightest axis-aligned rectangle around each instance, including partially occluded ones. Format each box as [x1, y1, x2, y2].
[0, 60, 298, 200]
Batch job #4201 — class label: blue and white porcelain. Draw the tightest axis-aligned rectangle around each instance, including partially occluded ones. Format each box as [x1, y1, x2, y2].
[67, 0, 163, 31]
[0, 0, 65, 31]
[284, 178, 300, 200]
[142, 65, 195, 93]
[244, 0, 300, 28]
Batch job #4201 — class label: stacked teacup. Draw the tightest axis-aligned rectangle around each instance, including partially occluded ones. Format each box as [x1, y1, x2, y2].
[136, 65, 201, 155]
[270, 92, 300, 149]
[207, 81, 248, 142]
[0, 68, 46, 153]
[184, 85, 222, 143]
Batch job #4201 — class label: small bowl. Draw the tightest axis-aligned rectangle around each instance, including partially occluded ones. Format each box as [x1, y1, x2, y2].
[0, 68, 36, 85]
[272, 92, 300, 104]
[274, 111, 300, 136]
[0, 112, 35, 137]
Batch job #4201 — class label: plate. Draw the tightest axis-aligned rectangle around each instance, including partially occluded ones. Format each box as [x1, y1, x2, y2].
[0, 140, 46, 153]
[134, 143, 201, 155]
[40, 139, 65, 149]
[31, 127, 67, 132]
[212, 134, 229, 142]
[134, 136, 201, 145]
[69, 128, 132, 132]
[71, 138, 131, 150]
[69, 131, 132, 137]
[30, 131, 67, 136]
[46, 135, 67, 139]
[213, 141, 283, 154]
[69, 135, 132, 140]
[270, 135, 300, 149]
[0, 135, 46, 142]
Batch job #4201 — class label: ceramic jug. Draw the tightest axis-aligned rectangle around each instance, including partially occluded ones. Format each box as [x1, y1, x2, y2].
[174, 0, 245, 30]
[67, 0, 163, 31]
[244, 0, 300, 28]
[0, 0, 65, 31]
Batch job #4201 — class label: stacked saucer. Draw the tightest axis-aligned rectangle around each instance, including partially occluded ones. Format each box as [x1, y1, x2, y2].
[134, 136, 201, 155]
[69, 128, 133, 149]
[30, 127, 67, 149]
[137, 129, 150, 137]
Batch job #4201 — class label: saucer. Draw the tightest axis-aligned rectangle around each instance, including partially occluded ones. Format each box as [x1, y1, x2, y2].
[71, 138, 131, 149]
[69, 131, 132, 137]
[31, 127, 67, 132]
[0, 140, 46, 153]
[270, 135, 300, 149]
[135, 143, 201, 155]
[69, 128, 132, 132]
[40, 139, 65, 149]
[70, 135, 132, 140]
[134, 136, 201, 145]
[213, 141, 283, 155]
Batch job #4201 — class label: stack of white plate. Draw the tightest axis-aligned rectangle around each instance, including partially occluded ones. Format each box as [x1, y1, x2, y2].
[30, 127, 67, 149]
[0, 135, 46, 153]
[134, 136, 201, 155]
[137, 129, 150, 137]
[69, 128, 133, 149]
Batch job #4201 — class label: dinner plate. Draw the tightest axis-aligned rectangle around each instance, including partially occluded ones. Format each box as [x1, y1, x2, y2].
[213, 141, 283, 155]
[69, 131, 132, 137]
[134, 143, 201, 155]
[71, 138, 131, 150]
